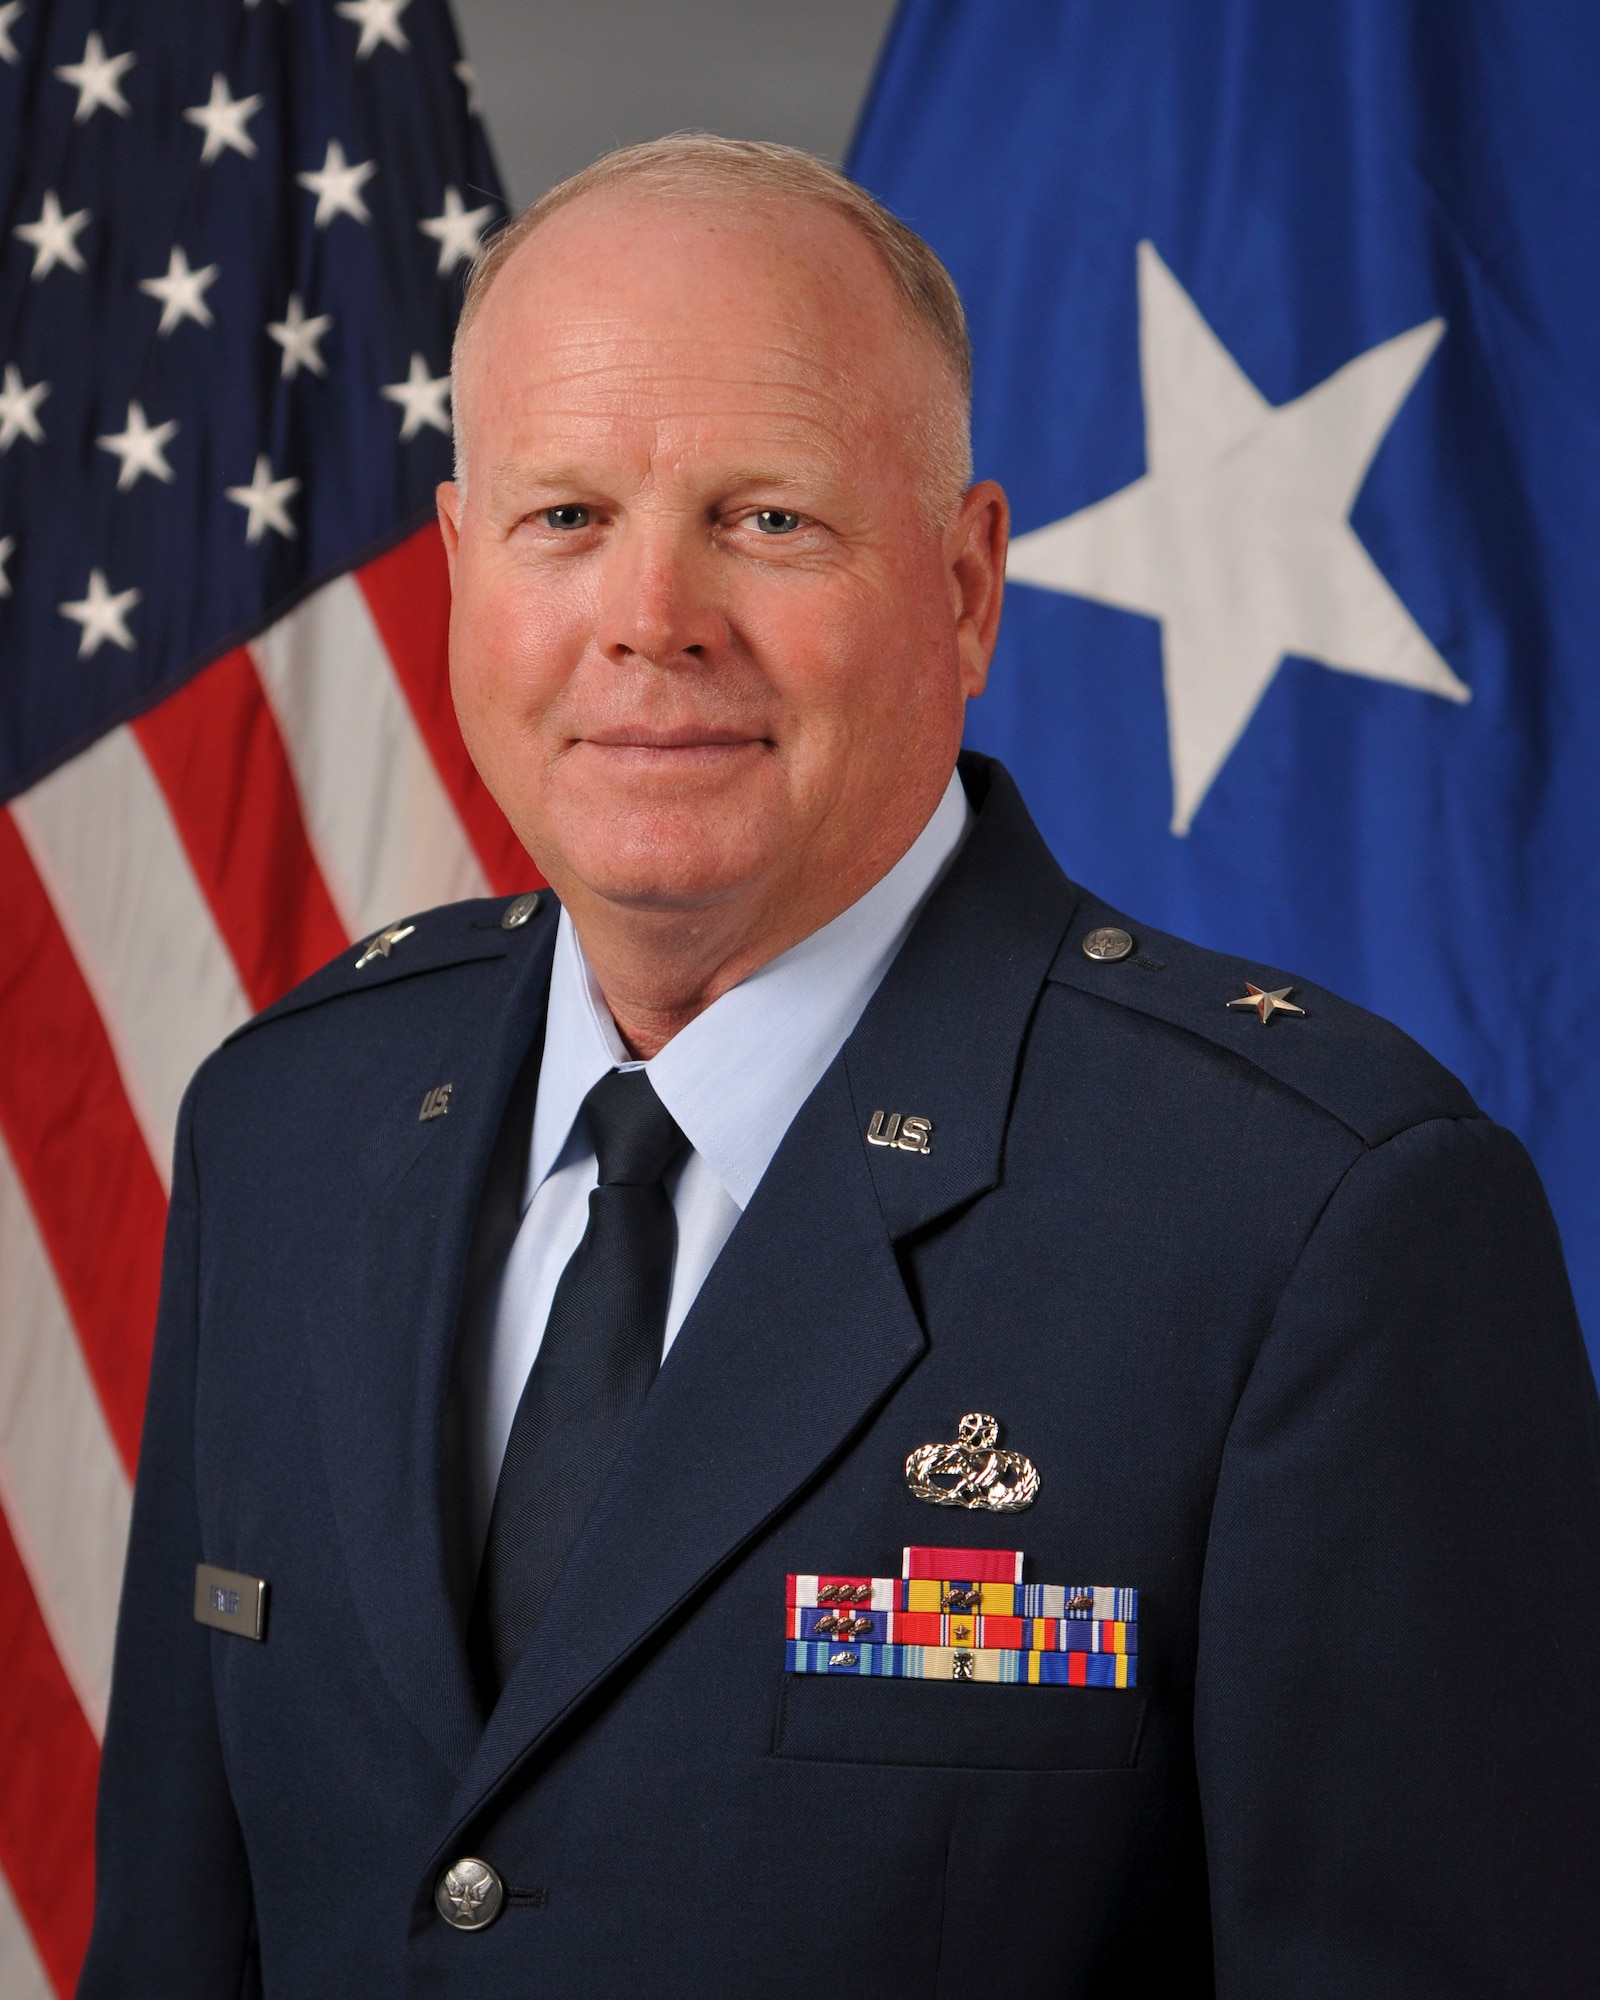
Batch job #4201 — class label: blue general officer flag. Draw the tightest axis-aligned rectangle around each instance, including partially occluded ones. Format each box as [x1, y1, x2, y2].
[850, 0, 1600, 1370]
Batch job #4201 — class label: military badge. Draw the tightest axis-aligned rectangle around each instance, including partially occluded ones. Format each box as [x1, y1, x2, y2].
[904, 1412, 1040, 1512]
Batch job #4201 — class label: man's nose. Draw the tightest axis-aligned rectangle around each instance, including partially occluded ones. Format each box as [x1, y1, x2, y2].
[595, 521, 726, 668]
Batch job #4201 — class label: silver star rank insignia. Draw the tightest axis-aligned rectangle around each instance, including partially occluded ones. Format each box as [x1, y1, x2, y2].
[354, 922, 416, 969]
[1226, 982, 1307, 1024]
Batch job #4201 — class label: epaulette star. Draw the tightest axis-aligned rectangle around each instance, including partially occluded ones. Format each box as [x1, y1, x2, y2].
[1226, 982, 1306, 1024]
[355, 922, 415, 969]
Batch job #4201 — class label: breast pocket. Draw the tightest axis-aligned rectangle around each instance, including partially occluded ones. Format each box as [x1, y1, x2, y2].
[772, 1673, 1147, 1771]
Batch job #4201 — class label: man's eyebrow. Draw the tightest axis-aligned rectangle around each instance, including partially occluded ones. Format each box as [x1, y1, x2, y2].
[485, 461, 593, 493]
[716, 467, 823, 491]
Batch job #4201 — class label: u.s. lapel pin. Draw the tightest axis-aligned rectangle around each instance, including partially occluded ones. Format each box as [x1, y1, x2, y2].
[866, 1110, 933, 1154]
[905, 1412, 1040, 1513]
[355, 922, 416, 969]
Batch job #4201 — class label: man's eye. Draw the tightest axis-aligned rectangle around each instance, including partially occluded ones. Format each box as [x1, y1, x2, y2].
[752, 509, 802, 535]
[543, 504, 591, 530]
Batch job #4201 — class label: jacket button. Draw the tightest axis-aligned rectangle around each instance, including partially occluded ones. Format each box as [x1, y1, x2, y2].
[435, 1857, 504, 1930]
[1081, 925, 1134, 962]
[500, 892, 542, 930]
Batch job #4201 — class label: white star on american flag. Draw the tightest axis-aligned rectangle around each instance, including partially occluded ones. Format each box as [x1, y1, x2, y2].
[0, 535, 14, 597]
[454, 60, 482, 116]
[298, 140, 377, 228]
[381, 353, 451, 439]
[0, 364, 49, 450]
[184, 73, 264, 164]
[226, 455, 301, 542]
[336, 0, 411, 59]
[0, 2, 22, 65]
[13, 191, 91, 279]
[96, 402, 179, 490]
[139, 246, 220, 334]
[418, 187, 495, 274]
[267, 293, 334, 379]
[59, 568, 141, 656]
[54, 30, 136, 123]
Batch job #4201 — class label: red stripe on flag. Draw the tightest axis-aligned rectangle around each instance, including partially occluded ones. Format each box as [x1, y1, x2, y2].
[356, 524, 543, 895]
[0, 1510, 98, 1997]
[134, 647, 349, 1010]
[0, 812, 165, 1472]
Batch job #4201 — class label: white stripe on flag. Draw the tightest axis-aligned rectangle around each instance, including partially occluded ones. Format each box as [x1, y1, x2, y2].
[0, 1136, 132, 1740]
[251, 573, 489, 938]
[0, 1856, 55, 2000]
[10, 729, 251, 1187]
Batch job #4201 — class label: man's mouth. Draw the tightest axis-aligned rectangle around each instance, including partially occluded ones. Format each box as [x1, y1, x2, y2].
[575, 728, 770, 765]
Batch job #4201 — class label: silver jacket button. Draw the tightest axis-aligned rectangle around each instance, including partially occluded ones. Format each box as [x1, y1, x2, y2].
[501, 892, 542, 930]
[1081, 925, 1134, 962]
[435, 1856, 504, 1931]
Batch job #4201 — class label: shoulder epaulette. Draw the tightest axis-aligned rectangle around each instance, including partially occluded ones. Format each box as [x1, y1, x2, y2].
[1047, 893, 1477, 1148]
[223, 889, 555, 1047]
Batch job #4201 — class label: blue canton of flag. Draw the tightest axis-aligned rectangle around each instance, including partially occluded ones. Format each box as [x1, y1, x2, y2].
[850, 0, 1600, 1369]
[0, 0, 501, 795]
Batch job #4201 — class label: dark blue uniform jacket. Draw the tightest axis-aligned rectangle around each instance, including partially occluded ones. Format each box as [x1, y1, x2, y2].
[82, 755, 1600, 1997]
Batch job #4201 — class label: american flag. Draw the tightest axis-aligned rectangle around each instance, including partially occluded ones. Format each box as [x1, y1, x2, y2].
[0, 2, 535, 1988]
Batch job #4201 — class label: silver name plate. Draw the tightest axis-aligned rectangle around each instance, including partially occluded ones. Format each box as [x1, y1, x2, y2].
[193, 1562, 269, 1641]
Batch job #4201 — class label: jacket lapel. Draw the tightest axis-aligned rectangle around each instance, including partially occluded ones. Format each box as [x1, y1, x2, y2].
[438, 755, 1080, 1842]
[302, 918, 557, 1777]
[441, 1053, 925, 1845]
[846, 755, 1080, 1238]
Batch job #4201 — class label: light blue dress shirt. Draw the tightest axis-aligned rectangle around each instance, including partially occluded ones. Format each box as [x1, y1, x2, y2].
[461, 768, 972, 1559]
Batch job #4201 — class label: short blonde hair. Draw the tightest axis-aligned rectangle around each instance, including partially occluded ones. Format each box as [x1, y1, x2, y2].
[451, 132, 974, 511]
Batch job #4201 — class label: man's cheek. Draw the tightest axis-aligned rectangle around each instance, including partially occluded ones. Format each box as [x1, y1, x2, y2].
[458, 602, 575, 728]
[737, 594, 861, 707]
[499, 567, 594, 676]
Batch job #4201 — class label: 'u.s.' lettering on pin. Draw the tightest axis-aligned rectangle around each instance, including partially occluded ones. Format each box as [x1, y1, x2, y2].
[866, 1111, 933, 1154]
[193, 1563, 268, 1641]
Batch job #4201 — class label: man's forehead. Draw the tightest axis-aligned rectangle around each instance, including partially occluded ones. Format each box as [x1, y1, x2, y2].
[452, 189, 958, 507]
[476, 316, 865, 423]
[466, 192, 904, 395]
[479, 405, 860, 507]
[463, 222, 904, 469]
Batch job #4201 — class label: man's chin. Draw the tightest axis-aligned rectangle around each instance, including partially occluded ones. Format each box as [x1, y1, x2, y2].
[580, 867, 773, 920]
[542, 814, 789, 919]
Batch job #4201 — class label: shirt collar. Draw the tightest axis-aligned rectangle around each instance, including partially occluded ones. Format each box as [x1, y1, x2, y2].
[528, 768, 972, 1209]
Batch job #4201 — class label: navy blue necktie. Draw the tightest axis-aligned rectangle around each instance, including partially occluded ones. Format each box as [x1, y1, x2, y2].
[470, 1067, 685, 1705]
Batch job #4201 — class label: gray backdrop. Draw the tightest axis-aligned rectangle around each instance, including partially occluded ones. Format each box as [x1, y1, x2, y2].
[450, 0, 899, 209]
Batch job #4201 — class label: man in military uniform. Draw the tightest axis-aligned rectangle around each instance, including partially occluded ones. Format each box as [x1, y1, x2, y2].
[83, 136, 1600, 1997]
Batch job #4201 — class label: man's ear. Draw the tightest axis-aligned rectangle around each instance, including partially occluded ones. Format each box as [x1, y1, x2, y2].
[948, 478, 1009, 698]
[436, 482, 461, 585]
